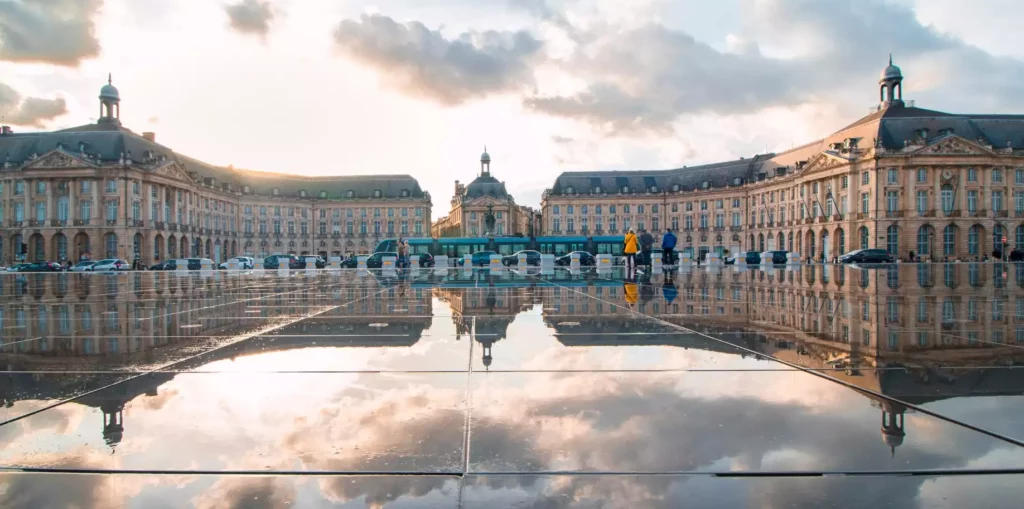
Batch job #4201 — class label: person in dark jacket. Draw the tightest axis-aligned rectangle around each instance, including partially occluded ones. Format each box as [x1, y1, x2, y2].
[639, 229, 655, 269]
[661, 229, 677, 265]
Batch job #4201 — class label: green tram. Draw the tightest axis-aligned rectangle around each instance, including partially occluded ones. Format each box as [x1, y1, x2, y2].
[374, 235, 627, 258]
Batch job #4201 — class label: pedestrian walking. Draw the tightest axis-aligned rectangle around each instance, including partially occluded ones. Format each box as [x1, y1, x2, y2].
[624, 228, 638, 272]
[639, 229, 655, 270]
[397, 237, 408, 268]
[661, 228, 677, 265]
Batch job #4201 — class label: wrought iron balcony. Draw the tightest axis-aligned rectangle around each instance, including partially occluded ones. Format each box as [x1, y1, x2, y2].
[155, 221, 166, 230]
[73, 219, 89, 226]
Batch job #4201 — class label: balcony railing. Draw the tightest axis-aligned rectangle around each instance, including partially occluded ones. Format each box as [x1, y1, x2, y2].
[918, 209, 935, 217]
[214, 229, 222, 236]
[50, 219, 66, 227]
[730, 226, 742, 231]
[28, 219, 44, 227]
[244, 232, 254, 237]
[155, 221, 166, 230]
[73, 219, 89, 226]
[331, 232, 341, 238]
[133, 220, 145, 227]
[105, 219, 117, 226]
[967, 209, 986, 218]
[995, 210, 1008, 218]
[944, 209, 962, 217]
[1015, 210, 1024, 218]
[885, 210, 903, 218]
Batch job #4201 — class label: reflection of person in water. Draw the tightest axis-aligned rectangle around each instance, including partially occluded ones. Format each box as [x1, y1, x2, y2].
[662, 279, 677, 305]
[624, 280, 638, 307]
[639, 279, 655, 309]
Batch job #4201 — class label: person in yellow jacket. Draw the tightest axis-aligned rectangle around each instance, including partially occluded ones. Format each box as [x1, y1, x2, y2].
[623, 228, 639, 270]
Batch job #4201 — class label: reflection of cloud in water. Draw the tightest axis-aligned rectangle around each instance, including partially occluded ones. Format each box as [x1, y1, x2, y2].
[191, 476, 296, 509]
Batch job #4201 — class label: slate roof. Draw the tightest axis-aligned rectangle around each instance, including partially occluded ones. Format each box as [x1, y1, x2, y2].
[0, 123, 428, 200]
[550, 104, 1024, 194]
[463, 174, 510, 200]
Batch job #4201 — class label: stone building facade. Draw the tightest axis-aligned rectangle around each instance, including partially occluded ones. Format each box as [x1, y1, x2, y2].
[542, 58, 1024, 262]
[432, 150, 537, 238]
[0, 79, 431, 266]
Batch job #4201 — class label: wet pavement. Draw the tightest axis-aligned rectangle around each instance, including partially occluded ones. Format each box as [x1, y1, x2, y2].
[1, 263, 1023, 508]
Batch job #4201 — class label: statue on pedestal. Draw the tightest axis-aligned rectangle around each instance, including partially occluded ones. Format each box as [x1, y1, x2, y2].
[484, 205, 497, 236]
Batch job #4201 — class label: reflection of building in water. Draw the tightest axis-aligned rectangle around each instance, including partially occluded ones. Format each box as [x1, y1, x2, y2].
[0, 272, 431, 445]
[434, 284, 540, 367]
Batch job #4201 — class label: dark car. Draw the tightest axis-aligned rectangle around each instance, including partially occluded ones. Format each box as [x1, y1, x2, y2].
[20, 261, 63, 272]
[149, 259, 208, 271]
[457, 251, 498, 267]
[366, 252, 400, 269]
[293, 256, 327, 269]
[263, 254, 301, 269]
[555, 251, 596, 266]
[839, 248, 893, 264]
[503, 250, 542, 266]
[411, 252, 435, 267]
[764, 250, 789, 264]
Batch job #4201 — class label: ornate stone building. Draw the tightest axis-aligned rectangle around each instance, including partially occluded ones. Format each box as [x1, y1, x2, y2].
[432, 149, 537, 237]
[0, 78, 431, 266]
[543, 57, 1024, 262]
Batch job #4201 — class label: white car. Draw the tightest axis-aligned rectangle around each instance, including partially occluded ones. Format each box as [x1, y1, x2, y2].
[70, 261, 97, 272]
[90, 259, 131, 272]
[219, 256, 254, 270]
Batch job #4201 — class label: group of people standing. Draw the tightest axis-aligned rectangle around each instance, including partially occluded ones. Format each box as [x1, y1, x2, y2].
[622, 228, 678, 272]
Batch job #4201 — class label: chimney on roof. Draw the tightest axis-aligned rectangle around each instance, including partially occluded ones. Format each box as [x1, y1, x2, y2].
[1, 126, 11, 135]
[142, 132, 156, 142]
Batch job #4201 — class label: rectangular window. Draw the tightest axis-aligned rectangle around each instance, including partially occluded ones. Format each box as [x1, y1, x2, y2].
[81, 180, 91, 193]
[862, 172, 870, 185]
[968, 168, 977, 182]
[887, 168, 897, 184]
[861, 193, 869, 214]
[105, 200, 117, 221]
[916, 190, 928, 212]
[106, 179, 117, 193]
[732, 212, 741, 227]
[993, 168, 1003, 183]
[886, 191, 898, 212]
[967, 190, 978, 212]
[841, 176, 848, 189]
[1015, 191, 1024, 214]
[132, 201, 140, 222]
[35, 202, 45, 221]
[35, 180, 45, 194]
[916, 168, 927, 183]
[992, 191, 1004, 211]
[1017, 169, 1024, 185]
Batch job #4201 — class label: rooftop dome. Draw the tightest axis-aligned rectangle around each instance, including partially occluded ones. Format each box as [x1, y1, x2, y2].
[480, 146, 490, 163]
[100, 74, 120, 101]
[880, 55, 902, 81]
[464, 174, 508, 199]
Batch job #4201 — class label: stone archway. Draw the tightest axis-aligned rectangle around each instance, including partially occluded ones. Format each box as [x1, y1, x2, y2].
[51, 233, 68, 262]
[28, 233, 45, 262]
[73, 232, 91, 261]
[180, 236, 189, 258]
[133, 233, 144, 262]
[154, 234, 164, 262]
[168, 235, 177, 259]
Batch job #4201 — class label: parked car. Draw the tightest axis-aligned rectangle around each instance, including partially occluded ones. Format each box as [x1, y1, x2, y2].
[340, 254, 369, 269]
[555, 251, 596, 266]
[149, 258, 215, 271]
[502, 250, 542, 266]
[263, 254, 300, 269]
[293, 256, 327, 269]
[839, 249, 893, 264]
[149, 260, 175, 270]
[219, 256, 254, 270]
[6, 263, 30, 272]
[764, 250, 789, 264]
[456, 251, 498, 267]
[365, 252, 400, 269]
[70, 260, 97, 272]
[90, 259, 131, 272]
[410, 252, 435, 267]
[20, 261, 64, 272]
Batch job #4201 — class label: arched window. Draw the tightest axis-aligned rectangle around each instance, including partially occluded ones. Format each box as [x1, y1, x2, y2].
[271, 187, 279, 196]
[105, 233, 118, 259]
[758, 234, 765, 252]
[373, 189, 382, 198]
[940, 185, 954, 214]
[860, 227, 869, 250]
[808, 232, 816, 258]
[944, 225, 957, 257]
[836, 229, 845, 255]
[886, 225, 898, 255]
[968, 225, 980, 255]
[299, 190, 307, 198]
[319, 190, 328, 199]
[401, 189, 410, 197]
[917, 226, 931, 256]
[994, 225, 1007, 255]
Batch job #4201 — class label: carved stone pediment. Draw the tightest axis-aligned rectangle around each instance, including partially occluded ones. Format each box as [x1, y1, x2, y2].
[914, 136, 994, 156]
[801, 153, 848, 174]
[152, 161, 193, 182]
[22, 149, 92, 170]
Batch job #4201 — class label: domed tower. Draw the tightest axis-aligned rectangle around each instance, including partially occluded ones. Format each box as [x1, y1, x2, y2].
[99, 73, 121, 125]
[880, 399, 907, 458]
[879, 54, 904, 109]
[480, 146, 491, 177]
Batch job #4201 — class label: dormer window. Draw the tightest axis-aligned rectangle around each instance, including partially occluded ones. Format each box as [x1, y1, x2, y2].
[672, 184, 680, 192]
[272, 187, 279, 196]
[347, 190, 355, 198]
[701, 181, 710, 189]
[319, 190, 328, 199]
[594, 186, 602, 194]
[565, 186, 574, 195]
[401, 189, 410, 197]
[373, 189, 382, 198]
[299, 189, 307, 198]
[621, 186, 629, 193]
[243, 185, 251, 194]
[732, 177, 743, 185]
[649, 185, 658, 193]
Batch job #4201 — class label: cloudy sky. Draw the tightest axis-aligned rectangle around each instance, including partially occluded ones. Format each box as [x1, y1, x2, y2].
[1, 0, 1023, 217]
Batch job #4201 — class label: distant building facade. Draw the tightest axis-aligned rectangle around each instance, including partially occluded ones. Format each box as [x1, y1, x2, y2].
[432, 150, 536, 238]
[543, 57, 1024, 261]
[0, 78, 431, 265]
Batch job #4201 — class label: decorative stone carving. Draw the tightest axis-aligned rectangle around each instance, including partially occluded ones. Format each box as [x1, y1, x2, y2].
[25, 151, 79, 169]
[918, 137, 987, 155]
